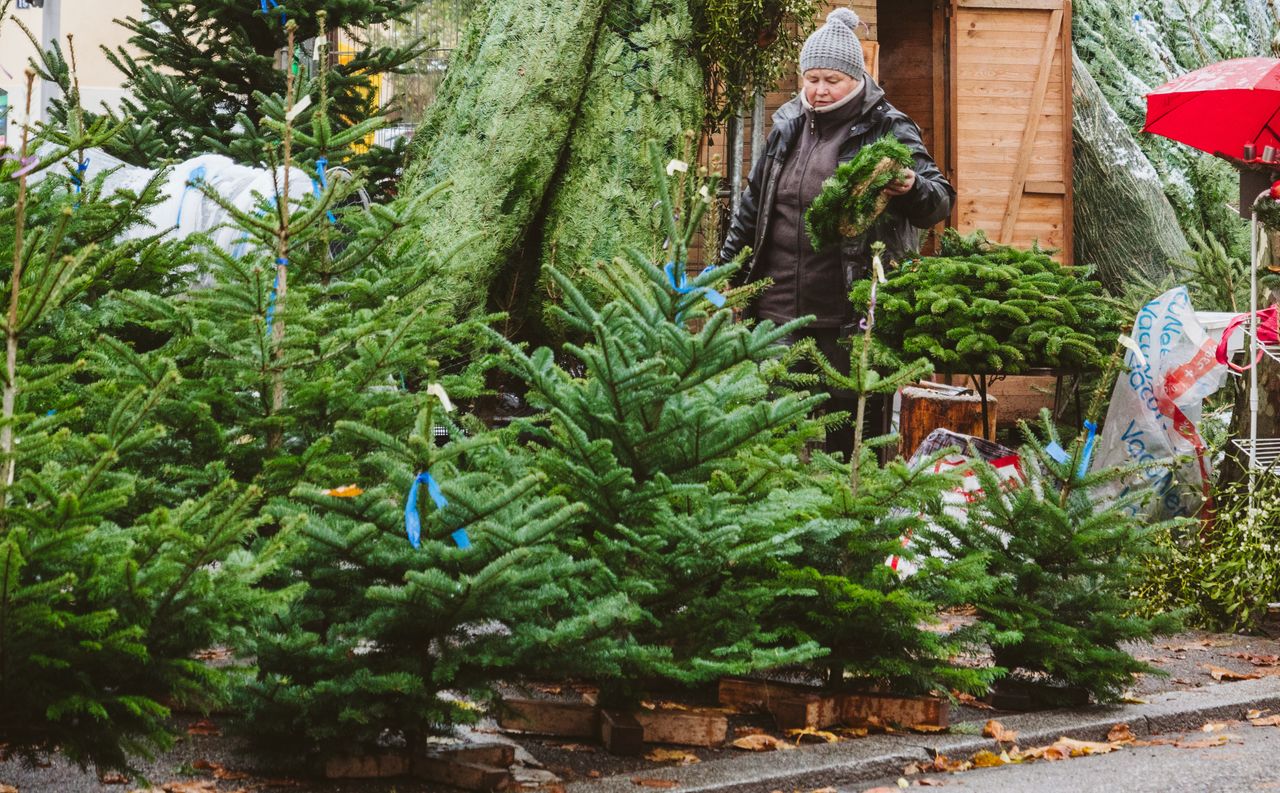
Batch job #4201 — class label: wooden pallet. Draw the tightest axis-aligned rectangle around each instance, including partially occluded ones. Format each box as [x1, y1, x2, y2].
[497, 692, 729, 753]
[324, 743, 516, 791]
[718, 678, 948, 731]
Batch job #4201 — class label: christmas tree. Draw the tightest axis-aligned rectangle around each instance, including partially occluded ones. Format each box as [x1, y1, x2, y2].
[0, 74, 278, 774]
[238, 399, 637, 758]
[922, 412, 1181, 701]
[487, 144, 830, 703]
[764, 256, 1003, 695]
[24, 1, 423, 186]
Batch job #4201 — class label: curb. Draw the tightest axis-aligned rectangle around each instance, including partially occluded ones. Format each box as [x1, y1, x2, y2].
[565, 678, 1280, 793]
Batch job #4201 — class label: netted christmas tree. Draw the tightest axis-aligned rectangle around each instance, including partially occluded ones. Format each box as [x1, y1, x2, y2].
[486, 144, 830, 703]
[0, 74, 278, 774]
[806, 135, 915, 250]
[922, 412, 1181, 701]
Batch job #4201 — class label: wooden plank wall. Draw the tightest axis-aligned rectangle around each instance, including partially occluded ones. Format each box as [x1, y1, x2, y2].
[951, 0, 1072, 261]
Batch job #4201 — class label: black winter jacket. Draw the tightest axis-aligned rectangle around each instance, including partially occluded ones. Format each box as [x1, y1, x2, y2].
[718, 78, 955, 314]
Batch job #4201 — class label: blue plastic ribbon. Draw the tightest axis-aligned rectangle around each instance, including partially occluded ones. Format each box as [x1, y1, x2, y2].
[259, 0, 286, 22]
[174, 165, 207, 227]
[404, 471, 471, 549]
[264, 257, 288, 335]
[1044, 441, 1070, 465]
[70, 157, 89, 208]
[664, 262, 726, 310]
[1078, 420, 1099, 477]
[312, 157, 338, 224]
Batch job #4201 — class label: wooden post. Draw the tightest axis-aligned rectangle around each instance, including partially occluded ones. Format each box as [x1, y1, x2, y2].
[600, 709, 645, 756]
[898, 382, 994, 457]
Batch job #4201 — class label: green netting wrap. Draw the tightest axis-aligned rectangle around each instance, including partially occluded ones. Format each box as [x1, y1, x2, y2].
[805, 135, 914, 250]
[531, 0, 706, 341]
[402, 0, 610, 317]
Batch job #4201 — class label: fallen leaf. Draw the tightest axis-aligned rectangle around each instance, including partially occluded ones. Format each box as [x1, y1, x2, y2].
[1252, 715, 1280, 727]
[836, 726, 870, 739]
[952, 691, 994, 710]
[909, 724, 947, 734]
[971, 750, 1006, 768]
[1229, 653, 1280, 666]
[1055, 737, 1119, 757]
[1119, 692, 1148, 704]
[1107, 724, 1136, 743]
[902, 762, 924, 775]
[630, 779, 678, 789]
[1174, 735, 1234, 749]
[897, 780, 910, 789]
[808, 788, 838, 793]
[1247, 709, 1268, 720]
[1206, 665, 1261, 682]
[734, 726, 766, 737]
[588, 771, 601, 779]
[730, 734, 793, 752]
[787, 727, 839, 744]
[100, 772, 129, 784]
[185, 719, 221, 736]
[917, 780, 947, 787]
[0, 785, 15, 793]
[644, 748, 699, 765]
[214, 768, 251, 781]
[927, 754, 971, 773]
[551, 743, 597, 753]
[982, 720, 1017, 743]
[161, 782, 216, 793]
[1201, 721, 1233, 732]
[190, 760, 218, 771]
[321, 484, 363, 497]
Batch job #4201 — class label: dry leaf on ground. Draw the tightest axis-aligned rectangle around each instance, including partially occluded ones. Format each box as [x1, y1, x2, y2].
[1251, 714, 1280, 727]
[100, 771, 129, 784]
[1205, 665, 1261, 682]
[1107, 723, 1136, 743]
[1229, 653, 1280, 666]
[184, 719, 221, 736]
[982, 720, 1017, 743]
[1174, 735, 1234, 749]
[731, 734, 793, 752]
[836, 726, 870, 739]
[909, 724, 947, 734]
[787, 727, 839, 744]
[926, 754, 972, 773]
[630, 778, 678, 789]
[161, 782, 216, 793]
[957, 690, 993, 711]
[734, 726, 765, 737]
[916, 779, 947, 787]
[1119, 692, 1148, 704]
[551, 743, 597, 753]
[1201, 721, 1233, 732]
[806, 788, 838, 793]
[0, 785, 17, 793]
[644, 748, 699, 765]
[1247, 709, 1268, 720]
[971, 750, 1007, 768]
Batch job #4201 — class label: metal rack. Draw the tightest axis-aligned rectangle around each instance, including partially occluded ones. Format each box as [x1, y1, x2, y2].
[1239, 196, 1280, 499]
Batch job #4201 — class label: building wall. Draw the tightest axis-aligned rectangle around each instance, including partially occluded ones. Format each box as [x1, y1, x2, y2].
[1, 0, 142, 143]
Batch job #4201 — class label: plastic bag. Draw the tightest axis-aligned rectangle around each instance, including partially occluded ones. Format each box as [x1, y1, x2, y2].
[1091, 287, 1227, 519]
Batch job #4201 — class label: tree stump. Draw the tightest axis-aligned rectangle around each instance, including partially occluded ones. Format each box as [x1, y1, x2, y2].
[899, 383, 995, 458]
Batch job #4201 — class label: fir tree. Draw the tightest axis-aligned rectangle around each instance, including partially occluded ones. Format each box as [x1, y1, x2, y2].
[858, 230, 1120, 375]
[923, 412, 1181, 701]
[766, 250, 1003, 695]
[27, 1, 425, 187]
[487, 144, 830, 703]
[238, 399, 637, 758]
[0, 73, 278, 774]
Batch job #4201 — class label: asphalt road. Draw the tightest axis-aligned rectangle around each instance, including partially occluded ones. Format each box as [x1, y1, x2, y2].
[849, 722, 1280, 793]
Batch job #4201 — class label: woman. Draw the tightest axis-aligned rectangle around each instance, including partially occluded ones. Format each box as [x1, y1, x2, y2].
[718, 7, 954, 458]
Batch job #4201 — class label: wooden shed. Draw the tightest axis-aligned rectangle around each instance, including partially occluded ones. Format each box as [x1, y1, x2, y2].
[708, 0, 1074, 263]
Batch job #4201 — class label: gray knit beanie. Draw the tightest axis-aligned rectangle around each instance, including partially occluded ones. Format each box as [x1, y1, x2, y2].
[800, 8, 865, 80]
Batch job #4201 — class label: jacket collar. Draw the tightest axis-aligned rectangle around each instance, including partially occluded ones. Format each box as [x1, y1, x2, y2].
[774, 76, 887, 131]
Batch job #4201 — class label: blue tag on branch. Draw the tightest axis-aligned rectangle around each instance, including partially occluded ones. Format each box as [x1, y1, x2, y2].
[1078, 420, 1099, 477]
[664, 261, 727, 310]
[1044, 441, 1070, 465]
[404, 471, 471, 549]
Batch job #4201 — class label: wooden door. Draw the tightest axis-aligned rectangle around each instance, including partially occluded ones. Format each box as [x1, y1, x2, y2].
[949, 0, 1073, 262]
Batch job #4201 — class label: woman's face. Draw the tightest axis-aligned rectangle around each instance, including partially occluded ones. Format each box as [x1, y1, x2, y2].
[803, 69, 862, 108]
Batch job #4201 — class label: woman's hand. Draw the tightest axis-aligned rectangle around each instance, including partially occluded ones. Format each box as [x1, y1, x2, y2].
[883, 169, 916, 197]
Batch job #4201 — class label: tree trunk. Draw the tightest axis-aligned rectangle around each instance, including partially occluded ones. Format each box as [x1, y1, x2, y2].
[1072, 49, 1186, 292]
[403, 0, 610, 318]
[503, 0, 706, 344]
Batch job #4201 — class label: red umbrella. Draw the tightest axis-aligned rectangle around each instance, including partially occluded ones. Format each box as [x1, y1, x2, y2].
[1145, 57, 1280, 160]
